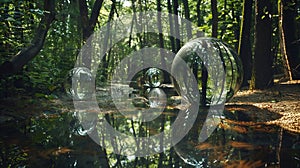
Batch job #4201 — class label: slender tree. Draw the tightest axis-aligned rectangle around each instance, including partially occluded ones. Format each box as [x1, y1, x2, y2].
[157, 0, 168, 82]
[279, 0, 300, 79]
[78, 0, 104, 68]
[238, 0, 253, 86]
[211, 0, 218, 37]
[182, 0, 192, 39]
[167, 0, 176, 52]
[251, 0, 273, 89]
[173, 0, 181, 52]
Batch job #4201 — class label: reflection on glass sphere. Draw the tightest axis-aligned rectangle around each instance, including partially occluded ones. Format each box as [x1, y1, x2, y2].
[72, 112, 97, 136]
[171, 37, 243, 106]
[147, 88, 167, 108]
[145, 68, 164, 87]
[64, 67, 94, 100]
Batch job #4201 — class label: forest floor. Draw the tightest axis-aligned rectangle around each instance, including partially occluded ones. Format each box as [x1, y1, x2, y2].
[0, 80, 299, 133]
[227, 80, 300, 133]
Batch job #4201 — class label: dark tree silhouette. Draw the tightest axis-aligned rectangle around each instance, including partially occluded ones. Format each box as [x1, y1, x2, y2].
[251, 0, 273, 89]
[238, 0, 253, 86]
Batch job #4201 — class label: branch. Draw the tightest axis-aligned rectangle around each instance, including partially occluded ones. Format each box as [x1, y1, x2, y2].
[79, 0, 104, 41]
[89, 0, 104, 31]
[0, 0, 56, 76]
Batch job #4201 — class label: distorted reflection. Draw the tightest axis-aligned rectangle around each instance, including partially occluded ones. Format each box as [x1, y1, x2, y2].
[171, 37, 243, 106]
[64, 67, 95, 100]
[147, 88, 167, 108]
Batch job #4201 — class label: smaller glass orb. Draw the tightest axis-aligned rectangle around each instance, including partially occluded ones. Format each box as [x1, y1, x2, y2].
[64, 67, 94, 100]
[145, 68, 164, 87]
[171, 37, 243, 106]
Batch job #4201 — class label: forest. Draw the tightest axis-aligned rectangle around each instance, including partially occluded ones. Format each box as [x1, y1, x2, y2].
[0, 0, 300, 167]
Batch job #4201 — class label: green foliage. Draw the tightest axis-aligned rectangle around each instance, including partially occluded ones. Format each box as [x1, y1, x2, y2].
[0, 0, 298, 94]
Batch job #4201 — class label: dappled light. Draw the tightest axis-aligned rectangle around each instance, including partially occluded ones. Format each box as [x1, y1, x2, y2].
[1, 0, 300, 167]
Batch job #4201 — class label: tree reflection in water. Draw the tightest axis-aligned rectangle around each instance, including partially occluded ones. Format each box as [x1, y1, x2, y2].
[0, 87, 299, 167]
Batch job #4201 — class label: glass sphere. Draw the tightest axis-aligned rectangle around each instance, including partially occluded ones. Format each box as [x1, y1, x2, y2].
[64, 67, 94, 100]
[171, 37, 243, 106]
[145, 68, 164, 87]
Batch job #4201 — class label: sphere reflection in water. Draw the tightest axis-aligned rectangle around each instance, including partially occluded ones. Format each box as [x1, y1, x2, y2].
[64, 67, 94, 100]
[171, 37, 243, 106]
[173, 108, 225, 167]
[145, 68, 164, 87]
[147, 88, 167, 108]
[72, 112, 97, 136]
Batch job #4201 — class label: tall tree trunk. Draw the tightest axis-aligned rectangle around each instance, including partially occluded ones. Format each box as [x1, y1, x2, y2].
[278, 0, 293, 80]
[238, 0, 253, 86]
[196, 0, 204, 36]
[167, 0, 176, 52]
[211, 0, 218, 37]
[101, 0, 116, 80]
[78, 0, 104, 68]
[79, 0, 104, 41]
[173, 0, 181, 52]
[0, 0, 56, 76]
[182, 0, 192, 39]
[251, 0, 273, 89]
[280, 0, 300, 79]
[157, 0, 169, 83]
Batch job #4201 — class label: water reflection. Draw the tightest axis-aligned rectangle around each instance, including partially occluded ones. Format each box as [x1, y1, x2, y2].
[174, 107, 299, 167]
[147, 88, 167, 108]
[0, 87, 299, 167]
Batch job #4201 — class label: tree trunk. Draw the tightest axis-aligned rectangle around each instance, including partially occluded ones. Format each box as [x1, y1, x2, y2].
[78, 0, 104, 68]
[79, 0, 104, 41]
[278, 0, 293, 80]
[173, 0, 181, 52]
[101, 0, 116, 80]
[196, 0, 204, 37]
[280, 0, 300, 79]
[182, 0, 192, 39]
[0, 0, 56, 76]
[238, 0, 253, 86]
[251, 0, 273, 89]
[167, 0, 176, 52]
[211, 0, 218, 37]
[157, 0, 170, 83]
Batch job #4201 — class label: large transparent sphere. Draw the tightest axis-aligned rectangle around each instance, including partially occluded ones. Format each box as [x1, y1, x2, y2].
[145, 68, 164, 87]
[171, 37, 243, 106]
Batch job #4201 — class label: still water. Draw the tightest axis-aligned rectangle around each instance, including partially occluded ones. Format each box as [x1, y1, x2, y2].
[0, 87, 299, 167]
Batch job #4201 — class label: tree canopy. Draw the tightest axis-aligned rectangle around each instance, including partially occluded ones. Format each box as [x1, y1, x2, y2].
[0, 0, 299, 95]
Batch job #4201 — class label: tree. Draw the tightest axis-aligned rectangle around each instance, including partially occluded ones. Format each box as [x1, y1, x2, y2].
[211, 0, 218, 37]
[278, 0, 300, 79]
[0, 0, 56, 75]
[182, 0, 192, 39]
[173, 0, 181, 52]
[238, 0, 253, 86]
[78, 0, 104, 68]
[251, 0, 273, 89]
[167, 0, 176, 52]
